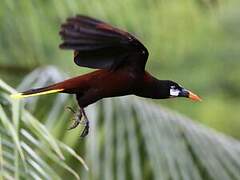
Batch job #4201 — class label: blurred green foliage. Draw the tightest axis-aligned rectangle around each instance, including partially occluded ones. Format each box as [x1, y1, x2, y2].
[0, 0, 240, 140]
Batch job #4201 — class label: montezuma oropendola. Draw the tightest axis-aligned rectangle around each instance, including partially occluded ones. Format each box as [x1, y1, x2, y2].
[11, 15, 201, 137]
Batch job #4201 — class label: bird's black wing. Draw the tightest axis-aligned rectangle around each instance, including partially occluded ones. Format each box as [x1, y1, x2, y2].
[59, 15, 148, 70]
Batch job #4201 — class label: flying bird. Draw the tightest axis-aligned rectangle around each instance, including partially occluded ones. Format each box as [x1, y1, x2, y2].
[11, 15, 201, 137]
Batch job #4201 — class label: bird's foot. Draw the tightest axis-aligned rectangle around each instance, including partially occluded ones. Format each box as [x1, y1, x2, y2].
[80, 118, 89, 138]
[65, 106, 90, 137]
[66, 106, 82, 130]
[80, 108, 89, 138]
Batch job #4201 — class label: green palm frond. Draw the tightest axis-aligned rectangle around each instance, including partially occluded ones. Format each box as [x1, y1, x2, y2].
[0, 79, 88, 180]
[83, 97, 240, 180]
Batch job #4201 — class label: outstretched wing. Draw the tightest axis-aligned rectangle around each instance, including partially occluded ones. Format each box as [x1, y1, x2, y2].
[59, 15, 148, 70]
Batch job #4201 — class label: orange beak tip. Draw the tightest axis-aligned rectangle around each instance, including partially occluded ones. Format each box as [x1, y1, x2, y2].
[189, 92, 202, 102]
[193, 97, 202, 102]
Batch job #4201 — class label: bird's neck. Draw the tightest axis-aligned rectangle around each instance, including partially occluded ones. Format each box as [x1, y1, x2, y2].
[135, 72, 170, 99]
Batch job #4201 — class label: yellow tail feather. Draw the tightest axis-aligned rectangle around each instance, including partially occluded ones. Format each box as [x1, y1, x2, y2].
[10, 89, 64, 99]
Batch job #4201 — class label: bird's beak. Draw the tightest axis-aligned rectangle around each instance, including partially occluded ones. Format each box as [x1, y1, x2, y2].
[179, 89, 202, 102]
[188, 91, 202, 101]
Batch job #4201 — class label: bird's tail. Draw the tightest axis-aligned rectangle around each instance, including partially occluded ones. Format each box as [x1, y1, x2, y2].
[10, 85, 64, 99]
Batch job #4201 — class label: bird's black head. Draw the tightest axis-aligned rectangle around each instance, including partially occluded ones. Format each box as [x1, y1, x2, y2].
[164, 80, 201, 101]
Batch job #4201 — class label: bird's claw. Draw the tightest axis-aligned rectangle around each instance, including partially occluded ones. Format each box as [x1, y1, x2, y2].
[65, 106, 76, 114]
[80, 120, 89, 138]
[67, 117, 81, 130]
[66, 106, 82, 130]
[66, 106, 90, 137]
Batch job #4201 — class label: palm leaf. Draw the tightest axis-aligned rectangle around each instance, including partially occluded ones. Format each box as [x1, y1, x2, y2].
[82, 97, 240, 180]
[0, 79, 88, 180]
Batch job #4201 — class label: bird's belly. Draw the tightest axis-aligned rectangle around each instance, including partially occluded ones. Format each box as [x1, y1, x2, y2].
[76, 70, 143, 107]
